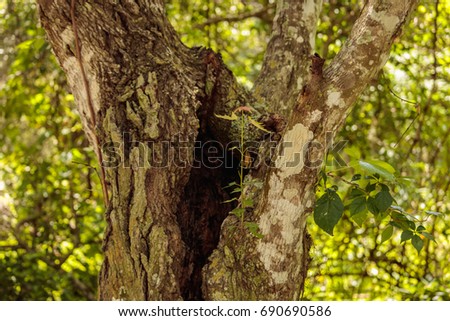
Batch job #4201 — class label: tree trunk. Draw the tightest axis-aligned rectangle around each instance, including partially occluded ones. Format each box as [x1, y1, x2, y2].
[37, 0, 417, 300]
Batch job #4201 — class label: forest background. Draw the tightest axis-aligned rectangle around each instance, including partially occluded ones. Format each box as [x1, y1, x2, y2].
[0, 0, 448, 300]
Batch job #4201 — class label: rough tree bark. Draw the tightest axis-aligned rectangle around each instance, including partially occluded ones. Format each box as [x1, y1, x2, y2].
[37, 0, 417, 300]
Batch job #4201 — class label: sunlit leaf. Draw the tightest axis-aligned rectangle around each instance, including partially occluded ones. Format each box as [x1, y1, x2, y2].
[214, 112, 238, 121]
[344, 146, 361, 159]
[350, 160, 396, 181]
[381, 225, 394, 243]
[247, 117, 271, 133]
[231, 187, 242, 194]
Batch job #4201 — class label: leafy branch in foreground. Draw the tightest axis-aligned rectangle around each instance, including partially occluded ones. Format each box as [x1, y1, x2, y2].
[314, 153, 442, 253]
[216, 106, 270, 238]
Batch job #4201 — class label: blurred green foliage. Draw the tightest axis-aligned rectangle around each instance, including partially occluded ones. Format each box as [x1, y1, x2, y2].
[0, 0, 448, 300]
[0, 0, 103, 299]
[307, 0, 450, 300]
[166, 0, 275, 87]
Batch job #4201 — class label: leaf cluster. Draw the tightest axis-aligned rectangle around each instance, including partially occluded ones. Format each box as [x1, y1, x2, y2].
[218, 109, 268, 238]
[314, 158, 441, 254]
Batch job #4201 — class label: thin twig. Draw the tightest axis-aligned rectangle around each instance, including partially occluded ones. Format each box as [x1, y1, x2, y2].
[194, 4, 275, 29]
[387, 86, 417, 105]
[403, 0, 440, 156]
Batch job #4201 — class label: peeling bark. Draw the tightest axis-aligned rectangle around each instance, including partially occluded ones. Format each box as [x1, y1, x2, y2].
[38, 0, 417, 300]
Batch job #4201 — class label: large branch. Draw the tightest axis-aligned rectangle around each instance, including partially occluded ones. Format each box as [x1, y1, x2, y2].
[204, 0, 418, 300]
[37, 0, 262, 300]
[252, 0, 323, 116]
[322, 0, 419, 131]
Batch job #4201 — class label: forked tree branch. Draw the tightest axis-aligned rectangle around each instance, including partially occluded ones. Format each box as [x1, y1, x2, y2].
[252, 0, 323, 116]
[322, 0, 419, 132]
[204, 0, 419, 300]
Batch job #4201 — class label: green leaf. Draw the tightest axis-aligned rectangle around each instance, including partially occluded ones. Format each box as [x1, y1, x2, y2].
[401, 230, 413, 242]
[365, 183, 376, 193]
[224, 181, 238, 188]
[314, 189, 344, 236]
[214, 112, 238, 121]
[16, 39, 37, 50]
[350, 187, 365, 198]
[351, 211, 368, 226]
[374, 185, 394, 212]
[367, 196, 379, 215]
[242, 198, 254, 208]
[366, 159, 396, 174]
[247, 179, 264, 188]
[390, 218, 410, 230]
[416, 225, 426, 232]
[247, 117, 271, 133]
[320, 170, 328, 186]
[230, 207, 245, 218]
[391, 212, 408, 221]
[231, 187, 242, 194]
[244, 222, 264, 239]
[350, 160, 396, 181]
[389, 221, 402, 229]
[349, 196, 367, 216]
[407, 220, 416, 230]
[381, 225, 394, 243]
[71, 148, 83, 160]
[344, 146, 361, 159]
[412, 235, 424, 253]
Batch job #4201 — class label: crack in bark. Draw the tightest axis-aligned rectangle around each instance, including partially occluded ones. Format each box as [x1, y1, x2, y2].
[175, 127, 240, 300]
[124, 170, 134, 255]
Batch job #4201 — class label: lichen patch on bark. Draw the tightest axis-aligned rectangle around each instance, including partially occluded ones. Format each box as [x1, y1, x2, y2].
[275, 123, 313, 179]
[370, 7, 400, 33]
[326, 91, 344, 109]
